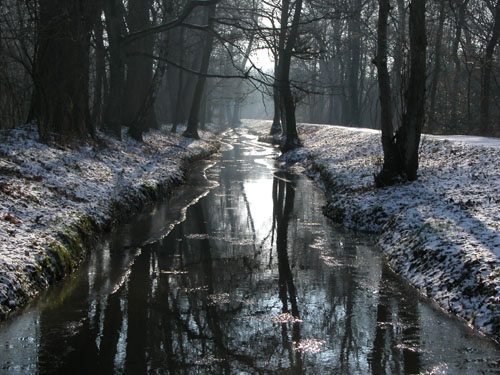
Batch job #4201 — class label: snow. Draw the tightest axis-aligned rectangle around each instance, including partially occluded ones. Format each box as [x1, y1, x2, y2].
[0, 123, 219, 319]
[245, 119, 500, 343]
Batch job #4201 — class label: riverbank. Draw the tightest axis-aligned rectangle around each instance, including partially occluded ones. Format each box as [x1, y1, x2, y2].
[0, 124, 220, 319]
[245, 119, 500, 343]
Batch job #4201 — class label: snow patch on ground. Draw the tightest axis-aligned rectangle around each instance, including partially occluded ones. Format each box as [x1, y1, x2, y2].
[245, 119, 500, 343]
[0, 124, 219, 319]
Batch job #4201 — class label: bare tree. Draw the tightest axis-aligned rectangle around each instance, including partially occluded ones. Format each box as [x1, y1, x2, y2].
[427, 0, 446, 129]
[103, 0, 126, 138]
[400, 0, 426, 181]
[480, 0, 500, 133]
[449, 0, 468, 131]
[123, 0, 158, 141]
[31, 0, 101, 143]
[92, 14, 106, 127]
[347, 0, 362, 126]
[276, 0, 303, 152]
[0, 1, 36, 130]
[374, 0, 427, 185]
[183, 2, 217, 139]
[374, 0, 400, 186]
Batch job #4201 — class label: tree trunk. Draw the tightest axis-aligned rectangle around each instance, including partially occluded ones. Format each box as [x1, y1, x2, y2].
[171, 54, 184, 133]
[428, 0, 445, 130]
[103, 0, 125, 138]
[123, 0, 157, 141]
[480, 0, 500, 135]
[278, 0, 303, 152]
[392, 0, 406, 125]
[167, 26, 185, 133]
[450, 0, 468, 130]
[270, 59, 282, 136]
[348, 0, 362, 126]
[183, 4, 216, 139]
[399, 0, 426, 181]
[374, 0, 402, 187]
[200, 91, 207, 130]
[33, 0, 99, 144]
[92, 14, 105, 127]
[231, 34, 255, 126]
[231, 99, 241, 127]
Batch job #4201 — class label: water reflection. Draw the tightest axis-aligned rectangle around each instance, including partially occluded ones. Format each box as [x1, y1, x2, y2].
[1, 129, 500, 374]
[273, 171, 302, 374]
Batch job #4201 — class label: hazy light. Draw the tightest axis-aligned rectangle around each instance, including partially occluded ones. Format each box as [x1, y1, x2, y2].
[250, 48, 275, 73]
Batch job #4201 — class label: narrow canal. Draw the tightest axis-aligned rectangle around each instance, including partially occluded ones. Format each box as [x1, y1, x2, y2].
[1, 129, 500, 374]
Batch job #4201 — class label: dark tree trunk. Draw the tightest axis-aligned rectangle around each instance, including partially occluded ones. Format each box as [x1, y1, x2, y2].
[32, 0, 99, 144]
[428, 0, 445, 129]
[374, 0, 402, 187]
[231, 35, 254, 126]
[480, 0, 500, 135]
[375, 0, 426, 185]
[123, 0, 157, 141]
[391, 0, 405, 125]
[274, 0, 290, 139]
[348, 0, 362, 126]
[231, 99, 241, 127]
[205, 100, 213, 124]
[279, 94, 287, 135]
[103, 0, 125, 138]
[199, 91, 207, 130]
[183, 4, 216, 139]
[171, 74, 183, 133]
[270, 59, 282, 136]
[92, 14, 106, 127]
[450, 0, 468, 129]
[399, 0, 426, 181]
[171, 27, 185, 133]
[278, 0, 303, 152]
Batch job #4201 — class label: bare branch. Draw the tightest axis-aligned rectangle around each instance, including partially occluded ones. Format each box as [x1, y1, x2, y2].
[122, 0, 220, 46]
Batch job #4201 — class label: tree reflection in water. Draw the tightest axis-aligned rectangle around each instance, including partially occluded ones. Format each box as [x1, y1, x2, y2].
[273, 171, 303, 374]
[2, 130, 500, 375]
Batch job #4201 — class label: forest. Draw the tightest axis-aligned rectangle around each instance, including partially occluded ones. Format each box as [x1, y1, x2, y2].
[2, 1, 500, 369]
[0, 0, 499, 180]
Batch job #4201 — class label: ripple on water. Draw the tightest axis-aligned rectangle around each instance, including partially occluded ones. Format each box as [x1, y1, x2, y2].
[182, 285, 209, 293]
[227, 238, 255, 246]
[195, 355, 226, 365]
[302, 221, 322, 227]
[207, 292, 231, 305]
[160, 270, 188, 275]
[309, 238, 328, 250]
[238, 312, 304, 324]
[395, 342, 429, 354]
[319, 254, 343, 267]
[185, 233, 211, 240]
[293, 339, 327, 353]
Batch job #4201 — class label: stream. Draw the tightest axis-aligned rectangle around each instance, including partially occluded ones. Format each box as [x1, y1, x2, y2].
[1, 128, 499, 374]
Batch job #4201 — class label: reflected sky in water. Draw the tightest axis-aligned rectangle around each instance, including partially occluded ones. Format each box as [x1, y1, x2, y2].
[1, 129, 500, 374]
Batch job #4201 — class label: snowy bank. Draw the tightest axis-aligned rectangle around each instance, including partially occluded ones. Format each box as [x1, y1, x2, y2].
[245, 119, 500, 343]
[0, 124, 220, 319]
